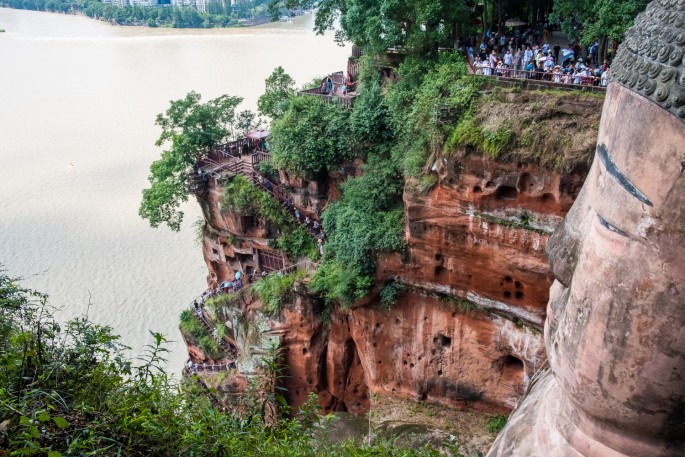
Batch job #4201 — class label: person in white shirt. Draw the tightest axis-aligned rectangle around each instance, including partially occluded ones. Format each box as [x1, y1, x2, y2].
[523, 47, 533, 68]
[504, 50, 513, 67]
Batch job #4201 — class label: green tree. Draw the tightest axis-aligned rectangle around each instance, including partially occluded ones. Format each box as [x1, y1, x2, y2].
[551, 0, 648, 62]
[139, 91, 243, 231]
[236, 109, 261, 136]
[270, 0, 472, 57]
[257, 66, 297, 120]
[269, 96, 352, 176]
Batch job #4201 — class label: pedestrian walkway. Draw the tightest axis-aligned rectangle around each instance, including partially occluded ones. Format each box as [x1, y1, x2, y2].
[191, 150, 326, 242]
[186, 260, 318, 365]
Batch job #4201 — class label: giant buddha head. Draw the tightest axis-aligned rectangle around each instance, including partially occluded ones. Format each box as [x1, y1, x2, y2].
[489, 1, 685, 455]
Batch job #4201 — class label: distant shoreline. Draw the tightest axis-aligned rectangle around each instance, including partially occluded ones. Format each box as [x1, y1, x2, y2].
[0, 4, 306, 29]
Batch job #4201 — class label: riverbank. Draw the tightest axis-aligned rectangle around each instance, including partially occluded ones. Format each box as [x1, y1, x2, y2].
[0, 2, 290, 29]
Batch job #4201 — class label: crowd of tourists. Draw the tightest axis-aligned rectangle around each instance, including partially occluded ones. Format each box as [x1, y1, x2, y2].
[465, 29, 611, 87]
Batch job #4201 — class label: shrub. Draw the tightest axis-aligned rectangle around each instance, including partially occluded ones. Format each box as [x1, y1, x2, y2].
[269, 96, 353, 176]
[277, 226, 318, 260]
[487, 414, 508, 433]
[310, 261, 373, 308]
[222, 175, 260, 214]
[251, 270, 306, 314]
[198, 335, 223, 360]
[179, 308, 207, 341]
[380, 282, 404, 311]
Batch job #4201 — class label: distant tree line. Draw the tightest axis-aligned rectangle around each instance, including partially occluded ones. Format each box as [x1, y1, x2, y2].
[0, 0, 272, 28]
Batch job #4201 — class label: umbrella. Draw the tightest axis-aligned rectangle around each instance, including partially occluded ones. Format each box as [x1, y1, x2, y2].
[245, 129, 269, 140]
[546, 56, 555, 61]
[505, 19, 527, 27]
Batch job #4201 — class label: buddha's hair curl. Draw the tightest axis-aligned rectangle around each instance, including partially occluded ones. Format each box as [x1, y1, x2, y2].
[610, 0, 685, 121]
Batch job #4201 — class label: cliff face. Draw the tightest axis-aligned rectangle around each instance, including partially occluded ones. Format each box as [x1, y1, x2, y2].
[188, 87, 603, 416]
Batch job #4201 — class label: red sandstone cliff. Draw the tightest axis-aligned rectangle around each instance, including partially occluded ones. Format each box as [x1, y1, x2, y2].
[186, 87, 603, 417]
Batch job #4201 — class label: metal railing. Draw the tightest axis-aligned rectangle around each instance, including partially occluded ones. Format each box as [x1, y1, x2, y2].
[185, 359, 236, 373]
[469, 64, 607, 93]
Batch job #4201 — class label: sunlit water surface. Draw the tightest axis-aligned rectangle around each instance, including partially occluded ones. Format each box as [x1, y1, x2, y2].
[0, 8, 349, 372]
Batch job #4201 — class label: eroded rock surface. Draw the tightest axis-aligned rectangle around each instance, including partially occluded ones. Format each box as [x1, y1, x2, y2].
[187, 88, 603, 420]
[489, 2, 685, 454]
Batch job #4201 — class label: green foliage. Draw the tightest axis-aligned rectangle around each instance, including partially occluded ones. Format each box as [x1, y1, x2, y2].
[269, 96, 353, 176]
[310, 261, 373, 309]
[447, 115, 483, 153]
[385, 54, 478, 176]
[179, 308, 209, 341]
[193, 216, 206, 247]
[322, 154, 405, 276]
[277, 227, 318, 260]
[437, 294, 477, 313]
[139, 91, 244, 231]
[551, 0, 648, 46]
[258, 159, 279, 183]
[222, 174, 261, 215]
[272, 0, 472, 57]
[251, 270, 306, 314]
[0, 270, 443, 456]
[222, 176, 317, 260]
[179, 308, 224, 360]
[258, 66, 297, 120]
[379, 282, 404, 311]
[487, 414, 508, 434]
[198, 335, 223, 360]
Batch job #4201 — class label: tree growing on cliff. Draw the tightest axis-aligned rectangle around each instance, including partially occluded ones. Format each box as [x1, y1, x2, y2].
[257, 66, 296, 121]
[139, 91, 242, 231]
[269, 95, 353, 176]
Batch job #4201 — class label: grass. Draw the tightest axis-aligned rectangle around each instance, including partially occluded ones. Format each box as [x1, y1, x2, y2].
[446, 88, 602, 171]
[486, 414, 508, 433]
[251, 270, 307, 314]
[437, 294, 478, 313]
[179, 309, 226, 360]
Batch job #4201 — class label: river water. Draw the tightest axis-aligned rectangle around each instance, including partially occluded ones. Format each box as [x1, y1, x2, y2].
[0, 8, 349, 372]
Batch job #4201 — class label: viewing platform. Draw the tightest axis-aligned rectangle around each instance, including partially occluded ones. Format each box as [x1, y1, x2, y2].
[467, 59, 607, 94]
[188, 132, 326, 255]
[299, 71, 358, 109]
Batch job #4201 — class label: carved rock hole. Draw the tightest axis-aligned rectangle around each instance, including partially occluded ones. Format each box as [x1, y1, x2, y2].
[473, 186, 482, 193]
[542, 193, 555, 203]
[496, 185, 518, 201]
[503, 291, 512, 298]
[396, 318, 401, 325]
[302, 347, 308, 354]
[514, 280, 522, 289]
[515, 291, 524, 300]
[434, 334, 452, 348]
